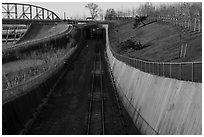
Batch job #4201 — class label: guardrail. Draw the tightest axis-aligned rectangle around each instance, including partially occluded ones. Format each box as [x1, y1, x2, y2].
[108, 36, 202, 83]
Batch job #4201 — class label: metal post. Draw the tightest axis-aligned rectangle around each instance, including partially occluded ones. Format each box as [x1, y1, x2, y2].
[183, 43, 188, 57]
[47, 10, 49, 19]
[52, 13, 54, 20]
[144, 62, 146, 72]
[135, 60, 137, 68]
[7, 4, 10, 19]
[163, 63, 164, 77]
[137, 60, 138, 69]
[158, 63, 159, 76]
[180, 63, 182, 80]
[36, 7, 38, 19]
[42, 8, 44, 19]
[153, 63, 154, 74]
[139, 61, 141, 70]
[198, 18, 201, 32]
[132, 59, 134, 67]
[141, 61, 142, 71]
[22, 5, 25, 19]
[149, 62, 150, 73]
[170, 63, 171, 78]
[15, 4, 17, 19]
[194, 18, 196, 32]
[30, 5, 32, 19]
[192, 63, 194, 82]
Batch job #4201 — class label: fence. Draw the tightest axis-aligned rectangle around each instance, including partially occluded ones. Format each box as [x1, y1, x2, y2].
[107, 38, 202, 83]
[148, 15, 202, 33]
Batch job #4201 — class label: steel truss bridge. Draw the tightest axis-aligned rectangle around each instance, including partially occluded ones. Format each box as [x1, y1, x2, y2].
[2, 3, 61, 24]
[2, 3, 93, 24]
[2, 3, 93, 43]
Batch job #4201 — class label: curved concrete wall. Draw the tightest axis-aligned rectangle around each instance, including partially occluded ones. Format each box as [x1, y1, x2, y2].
[2, 47, 77, 135]
[2, 27, 85, 134]
[104, 24, 202, 135]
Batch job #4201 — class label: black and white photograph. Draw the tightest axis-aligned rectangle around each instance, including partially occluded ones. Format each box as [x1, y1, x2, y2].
[1, 1, 202, 135]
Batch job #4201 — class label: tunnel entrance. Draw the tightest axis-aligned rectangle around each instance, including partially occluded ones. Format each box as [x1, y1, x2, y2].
[85, 25, 105, 40]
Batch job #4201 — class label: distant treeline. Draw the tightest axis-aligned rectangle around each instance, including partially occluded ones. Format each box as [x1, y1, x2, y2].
[105, 2, 202, 21]
[138, 2, 202, 20]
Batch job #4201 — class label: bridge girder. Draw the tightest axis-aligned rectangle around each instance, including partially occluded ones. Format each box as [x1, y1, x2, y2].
[2, 3, 96, 25]
[2, 3, 60, 22]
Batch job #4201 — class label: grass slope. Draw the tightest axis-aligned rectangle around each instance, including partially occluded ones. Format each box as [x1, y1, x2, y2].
[113, 20, 202, 62]
[2, 59, 44, 74]
[17, 23, 68, 44]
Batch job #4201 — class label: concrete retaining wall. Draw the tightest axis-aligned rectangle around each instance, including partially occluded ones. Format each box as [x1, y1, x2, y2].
[3, 68, 63, 134]
[104, 24, 202, 135]
[2, 27, 85, 134]
[2, 46, 77, 135]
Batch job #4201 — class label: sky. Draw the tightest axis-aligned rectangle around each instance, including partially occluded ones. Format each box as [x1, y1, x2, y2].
[29, 2, 145, 19]
[2, 1, 199, 20]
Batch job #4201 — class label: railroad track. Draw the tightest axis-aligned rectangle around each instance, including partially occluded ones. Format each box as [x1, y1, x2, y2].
[86, 46, 105, 135]
[103, 50, 129, 135]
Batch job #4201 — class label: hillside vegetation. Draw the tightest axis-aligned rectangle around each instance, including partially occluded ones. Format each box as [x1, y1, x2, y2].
[110, 20, 201, 62]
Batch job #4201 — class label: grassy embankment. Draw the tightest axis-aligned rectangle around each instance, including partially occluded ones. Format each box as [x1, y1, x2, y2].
[110, 19, 201, 62]
[2, 24, 77, 89]
[108, 19, 201, 82]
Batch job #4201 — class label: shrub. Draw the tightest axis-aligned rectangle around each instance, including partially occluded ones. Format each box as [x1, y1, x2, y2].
[118, 38, 146, 53]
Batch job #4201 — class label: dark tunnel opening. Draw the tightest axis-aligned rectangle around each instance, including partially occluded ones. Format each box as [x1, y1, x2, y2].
[85, 25, 105, 40]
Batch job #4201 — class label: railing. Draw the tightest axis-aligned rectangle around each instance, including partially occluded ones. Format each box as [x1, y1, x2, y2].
[107, 37, 202, 83]
[148, 16, 202, 33]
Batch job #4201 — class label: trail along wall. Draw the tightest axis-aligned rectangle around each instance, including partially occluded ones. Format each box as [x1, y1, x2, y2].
[103, 24, 202, 135]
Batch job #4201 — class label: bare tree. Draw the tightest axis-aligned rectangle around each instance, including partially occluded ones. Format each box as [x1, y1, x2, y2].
[85, 3, 101, 20]
[117, 10, 123, 18]
[131, 8, 137, 17]
[105, 8, 117, 20]
[98, 9, 104, 20]
[82, 13, 87, 20]
[127, 9, 131, 17]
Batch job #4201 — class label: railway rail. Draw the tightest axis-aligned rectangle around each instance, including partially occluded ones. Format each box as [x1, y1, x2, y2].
[4, 39, 140, 135]
[86, 46, 105, 135]
[85, 41, 139, 135]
